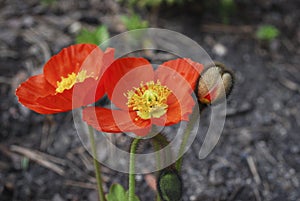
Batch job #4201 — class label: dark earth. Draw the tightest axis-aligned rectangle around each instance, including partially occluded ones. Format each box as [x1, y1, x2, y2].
[0, 0, 300, 200]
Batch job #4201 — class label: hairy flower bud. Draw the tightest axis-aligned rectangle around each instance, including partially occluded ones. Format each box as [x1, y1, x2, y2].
[157, 168, 182, 201]
[197, 63, 234, 105]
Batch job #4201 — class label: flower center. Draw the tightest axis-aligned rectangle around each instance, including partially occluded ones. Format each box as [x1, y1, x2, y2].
[56, 70, 94, 93]
[125, 80, 171, 120]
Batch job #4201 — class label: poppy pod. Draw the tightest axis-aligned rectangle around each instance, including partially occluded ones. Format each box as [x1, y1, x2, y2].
[83, 57, 204, 136]
[16, 44, 115, 114]
[197, 63, 233, 105]
[157, 167, 182, 201]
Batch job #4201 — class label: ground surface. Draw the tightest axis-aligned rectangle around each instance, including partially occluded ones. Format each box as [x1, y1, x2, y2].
[0, 0, 299, 201]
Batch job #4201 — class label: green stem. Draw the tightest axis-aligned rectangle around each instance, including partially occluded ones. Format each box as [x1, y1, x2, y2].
[88, 125, 106, 201]
[128, 138, 140, 201]
[175, 107, 199, 172]
[151, 134, 171, 201]
[156, 194, 162, 201]
[152, 137, 163, 201]
[152, 133, 172, 169]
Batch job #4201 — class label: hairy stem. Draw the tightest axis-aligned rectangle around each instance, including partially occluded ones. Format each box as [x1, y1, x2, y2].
[88, 125, 106, 201]
[128, 138, 140, 201]
[151, 133, 172, 201]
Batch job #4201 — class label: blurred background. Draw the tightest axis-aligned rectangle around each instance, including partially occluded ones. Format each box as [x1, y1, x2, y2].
[0, 0, 299, 200]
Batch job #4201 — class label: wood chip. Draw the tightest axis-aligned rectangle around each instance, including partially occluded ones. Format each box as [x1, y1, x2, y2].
[278, 77, 300, 92]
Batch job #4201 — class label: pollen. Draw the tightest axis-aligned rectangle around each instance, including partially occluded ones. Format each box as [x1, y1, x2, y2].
[56, 70, 94, 93]
[125, 80, 171, 120]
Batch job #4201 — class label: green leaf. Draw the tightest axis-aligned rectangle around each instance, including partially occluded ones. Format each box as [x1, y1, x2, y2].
[219, 0, 236, 24]
[106, 184, 127, 201]
[105, 184, 141, 201]
[76, 25, 110, 46]
[21, 157, 29, 170]
[125, 191, 141, 201]
[95, 26, 110, 44]
[120, 14, 148, 30]
[76, 28, 96, 44]
[256, 25, 280, 41]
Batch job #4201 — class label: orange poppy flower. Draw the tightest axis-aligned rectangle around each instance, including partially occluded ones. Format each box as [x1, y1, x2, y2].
[16, 44, 114, 114]
[83, 57, 203, 136]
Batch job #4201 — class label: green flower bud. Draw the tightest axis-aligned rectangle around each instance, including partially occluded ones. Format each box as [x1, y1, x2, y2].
[157, 168, 182, 201]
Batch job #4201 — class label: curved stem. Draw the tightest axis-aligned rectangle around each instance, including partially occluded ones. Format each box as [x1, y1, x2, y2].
[128, 138, 140, 201]
[88, 125, 106, 201]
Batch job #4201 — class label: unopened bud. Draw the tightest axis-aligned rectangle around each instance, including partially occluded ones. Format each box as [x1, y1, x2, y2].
[157, 168, 182, 201]
[197, 63, 233, 105]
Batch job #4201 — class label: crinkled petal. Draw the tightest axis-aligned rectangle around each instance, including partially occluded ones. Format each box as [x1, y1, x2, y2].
[154, 66, 193, 113]
[154, 92, 195, 126]
[156, 58, 203, 90]
[44, 44, 102, 87]
[36, 90, 73, 112]
[15, 74, 63, 114]
[73, 47, 114, 105]
[103, 57, 154, 109]
[79, 46, 114, 80]
[83, 107, 151, 136]
[72, 77, 105, 108]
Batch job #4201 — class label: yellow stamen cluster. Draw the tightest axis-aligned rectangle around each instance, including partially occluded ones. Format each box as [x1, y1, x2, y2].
[56, 70, 94, 93]
[125, 80, 171, 120]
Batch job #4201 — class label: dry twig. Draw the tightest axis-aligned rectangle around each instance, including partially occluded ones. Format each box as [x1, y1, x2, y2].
[64, 180, 97, 190]
[246, 155, 261, 185]
[10, 145, 65, 176]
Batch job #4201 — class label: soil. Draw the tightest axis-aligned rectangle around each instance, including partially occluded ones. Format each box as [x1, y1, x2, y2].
[0, 0, 300, 201]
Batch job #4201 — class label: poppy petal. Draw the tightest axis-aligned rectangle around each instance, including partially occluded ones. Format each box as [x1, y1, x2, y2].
[44, 44, 102, 87]
[154, 92, 195, 126]
[79, 46, 114, 80]
[156, 58, 203, 90]
[103, 57, 154, 109]
[15, 74, 63, 114]
[167, 92, 195, 123]
[16, 100, 64, 114]
[36, 90, 73, 113]
[71, 77, 106, 108]
[16, 74, 55, 97]
[82, 107, 151, 136]
[19, 103, 64, 114]
[155, 65, 192, 108]
[102, 48, 115, 71]
[71, 47, 115, 106]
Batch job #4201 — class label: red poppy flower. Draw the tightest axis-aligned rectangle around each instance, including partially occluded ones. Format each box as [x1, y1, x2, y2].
[83, 57, 203, 136]
[16, 44, 115, 114]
